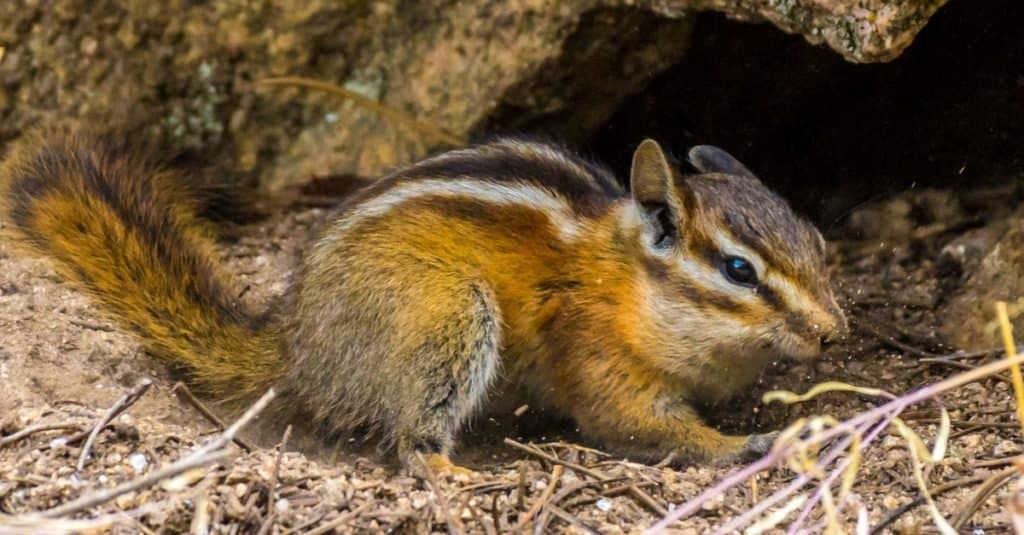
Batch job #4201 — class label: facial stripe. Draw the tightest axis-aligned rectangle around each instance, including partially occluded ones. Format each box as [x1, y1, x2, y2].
[761, 272, 830, 320]
[641, 241, 755, 318]
[708, 229, 766, 277]
[635, 211, 760, 315]
[753, 283, 784, 313]
[704, 227, 832, 321]
[659, 224, 818, 322]
[720, 213, 824, 285]
[640, 254, 749, 319]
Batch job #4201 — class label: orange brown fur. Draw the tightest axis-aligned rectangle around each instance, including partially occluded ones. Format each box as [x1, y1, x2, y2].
[1, 132, 845, 474]
[0, 130, 283, 400]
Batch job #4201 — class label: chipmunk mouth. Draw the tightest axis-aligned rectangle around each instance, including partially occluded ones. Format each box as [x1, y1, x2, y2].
[772, 330, 823, 360]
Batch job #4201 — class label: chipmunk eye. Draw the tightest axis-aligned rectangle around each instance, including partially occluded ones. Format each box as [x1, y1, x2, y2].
[721, 256, 758, 287]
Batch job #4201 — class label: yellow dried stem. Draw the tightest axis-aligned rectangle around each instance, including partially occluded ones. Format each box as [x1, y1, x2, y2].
[255, 76, 466, 148]
[933, 405, 951, 462]
[891, 417, 956, 535]
[763, 381, 895, 405]
[995, 301, 1024, 435]
[839, 431, 862, 501]
[820, 484, 841, 535]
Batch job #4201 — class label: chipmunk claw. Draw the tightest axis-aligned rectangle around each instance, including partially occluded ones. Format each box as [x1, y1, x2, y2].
[413, 453, 477, 482]
[742, 431, 780, 458]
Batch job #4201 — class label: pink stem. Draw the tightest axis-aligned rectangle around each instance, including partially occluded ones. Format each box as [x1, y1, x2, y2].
[646, 349, 1024, 533]
[783, 412, 897, 534]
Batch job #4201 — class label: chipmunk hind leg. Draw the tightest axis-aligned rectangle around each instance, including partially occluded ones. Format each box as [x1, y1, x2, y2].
[395, 283, 501, 478]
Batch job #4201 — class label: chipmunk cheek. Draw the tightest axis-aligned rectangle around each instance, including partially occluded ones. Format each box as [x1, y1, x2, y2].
[774, 329, 823, 360]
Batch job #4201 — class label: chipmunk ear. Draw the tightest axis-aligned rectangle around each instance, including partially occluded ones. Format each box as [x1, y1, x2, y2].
[631, 139, 683, 249]
[687, 145, 757, 179]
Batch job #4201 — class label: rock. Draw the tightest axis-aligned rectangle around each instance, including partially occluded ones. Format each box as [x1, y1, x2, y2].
[649, 0, 949, 63]
[842, 188, 964, 243]
[0, 0, 948, 194]
[937, 219, 1010, 279]
[271, 1, 694, 190]
[943, 214, 1024, 349]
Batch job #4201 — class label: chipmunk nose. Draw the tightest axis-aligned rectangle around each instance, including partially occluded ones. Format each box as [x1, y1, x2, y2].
[820, 333, 837, 348]
[817, 309, 849, 347]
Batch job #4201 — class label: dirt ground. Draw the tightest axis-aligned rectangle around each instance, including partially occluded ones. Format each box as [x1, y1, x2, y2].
[1, 182, 1023, 533]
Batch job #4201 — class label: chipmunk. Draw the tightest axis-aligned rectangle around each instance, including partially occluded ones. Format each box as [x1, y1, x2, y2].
[0, 129, 846, 476]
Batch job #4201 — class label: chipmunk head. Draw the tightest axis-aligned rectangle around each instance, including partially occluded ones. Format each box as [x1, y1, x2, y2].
[628, 139, 846, 368]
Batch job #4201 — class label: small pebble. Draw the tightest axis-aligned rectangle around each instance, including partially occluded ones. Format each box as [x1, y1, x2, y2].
[128, 453, 148, 473]
[595, 498, 612, 512]
[995, 439, 1018, 455]
[115, 493, 135, 509]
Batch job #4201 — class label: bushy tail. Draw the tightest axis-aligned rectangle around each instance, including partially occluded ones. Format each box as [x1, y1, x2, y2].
[0, 130, 283, 401]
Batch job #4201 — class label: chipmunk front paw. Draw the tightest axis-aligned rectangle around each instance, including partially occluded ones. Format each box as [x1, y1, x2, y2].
[741, 431, 780, 458]
[704, 432, 779, 466]
[412, 453, 476, 482]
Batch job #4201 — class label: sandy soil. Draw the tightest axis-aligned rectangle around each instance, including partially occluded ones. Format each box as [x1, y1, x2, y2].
[1, 186, 1021, 533]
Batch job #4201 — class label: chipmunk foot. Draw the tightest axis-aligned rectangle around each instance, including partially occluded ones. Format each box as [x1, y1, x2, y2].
[742, 431, 780, 458]
[412, 453, 476, 482]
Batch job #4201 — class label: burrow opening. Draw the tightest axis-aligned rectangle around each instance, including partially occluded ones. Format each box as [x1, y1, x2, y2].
[487, 0, 1022, 231]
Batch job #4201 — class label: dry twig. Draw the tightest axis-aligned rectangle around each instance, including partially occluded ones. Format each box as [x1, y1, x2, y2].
[0, 513, 121, 534]
[257, 424, 293, 535]
[268, 424, 292, 517]
[76, 378, 153, 472]
[504, 439, 606, 480]
[415, 452, 465, 535]
[547, 504, 601, 534]
[869, 471, 999, 534]
[0, 423, 82, 448]
[302, 502, 372, 535]
[256, 76, 466, 147]
[951, 466, 1018, 529]
[513, 465, 563, 530]
[172, 382, 253, 452]
[918, 357, 1015, 386]
[972, 455, 1023, 469]
[628, 485, 669, 516]
[36, 389, 275, 519]
[857, 319, 939, 358]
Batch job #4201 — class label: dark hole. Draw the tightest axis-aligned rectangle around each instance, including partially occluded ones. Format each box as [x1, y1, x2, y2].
[514, 0, 1024, 230]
